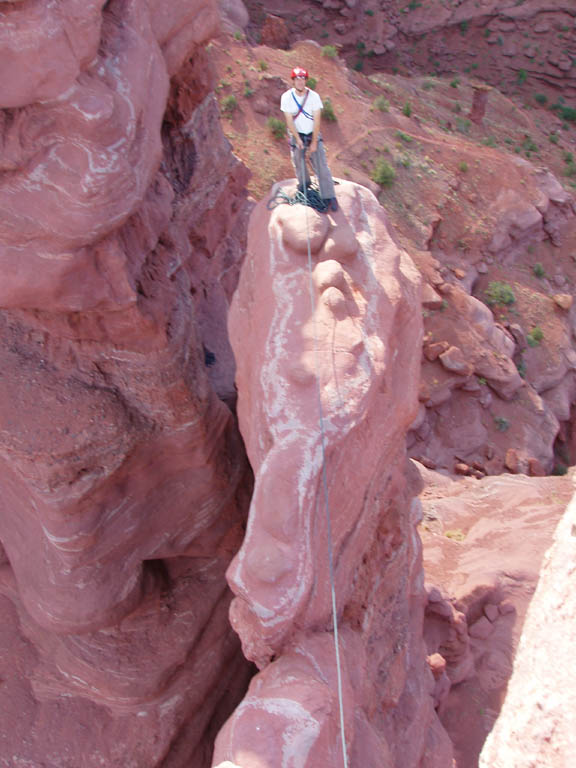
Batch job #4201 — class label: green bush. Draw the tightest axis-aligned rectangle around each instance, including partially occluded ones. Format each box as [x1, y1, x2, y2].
[450, 77, 460, 88]
[517, 69, 528, 85]
[485, 281, 516, 306]
[233, 30, 243, 41]
[494, 417, 510, 432]
[372, 158, 396, 187]
[267, 117, 286, 140]
[257, 60, 268, 72]
[220, 94, 238, 116]
[373, 95, 390, 112]
[527, 326, 544, 346]
[323, 98, 337, 122]
[402, 102, 412, 117]
[458, 161, 469, 172]
[534, 93, 547, 105]
[307, 77, 318, 90]
[533, 262, 545, 278]
[396, 130, 413, 143]
[322, 45, 338, 59]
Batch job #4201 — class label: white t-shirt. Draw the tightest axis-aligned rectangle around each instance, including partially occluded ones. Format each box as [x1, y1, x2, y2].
[280, 88, 323, 135]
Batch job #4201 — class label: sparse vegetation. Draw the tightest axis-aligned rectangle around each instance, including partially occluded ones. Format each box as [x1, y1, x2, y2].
[549, 132, 559, 144]
[534, 93, 547, 105]
[445, 529, 466, 541]
[257, 60, 268, 72]
[533, 262, 545, 278]
[485, 281, 516, 306]
[494, 416, 510, 432]
[396, 130, 413, 143]
[517, 69, 528, 85]
[458, 161, 469, 172]
[402, 102, 413, 117]
[450, 77, 460, 88]
[267, 116, 286, 140]
[233, 30, 243, 41]
[373, 95, 390, 112]
[372, 158, 396, 187]
[323, 98, 337, 122]
[526, 326, 544, 347]
[220, 94, 238, 116]
[307, 77, 318, 90]
[321, 45, 338, 59]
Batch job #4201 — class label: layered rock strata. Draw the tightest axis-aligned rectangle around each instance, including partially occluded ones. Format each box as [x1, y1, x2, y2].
[213, 181, 452, 766]
[0, 1, 253, 765]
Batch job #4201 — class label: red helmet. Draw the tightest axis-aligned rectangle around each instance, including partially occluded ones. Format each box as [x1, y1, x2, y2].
[291, 66, 309, 80]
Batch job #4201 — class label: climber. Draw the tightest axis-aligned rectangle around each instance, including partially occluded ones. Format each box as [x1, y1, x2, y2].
[280, 66, 338, 212]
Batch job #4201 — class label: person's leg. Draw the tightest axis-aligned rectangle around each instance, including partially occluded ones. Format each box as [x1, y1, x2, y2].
[289, 138, 311, 189]
[309, 138, 336, 200]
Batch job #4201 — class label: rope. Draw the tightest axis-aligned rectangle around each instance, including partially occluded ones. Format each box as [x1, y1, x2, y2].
[300, 149, 349, 768]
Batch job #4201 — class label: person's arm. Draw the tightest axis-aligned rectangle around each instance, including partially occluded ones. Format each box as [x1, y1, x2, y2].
[310, 109, 321, 153]
[284, 112, 303, 148]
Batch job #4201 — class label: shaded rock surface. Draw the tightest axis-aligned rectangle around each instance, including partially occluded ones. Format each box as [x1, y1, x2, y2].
[0, 1, 254, 765]
[213, 182, 452, 766]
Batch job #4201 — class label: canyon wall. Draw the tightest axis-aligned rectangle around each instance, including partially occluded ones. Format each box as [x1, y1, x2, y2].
[0, 1, 253, 765]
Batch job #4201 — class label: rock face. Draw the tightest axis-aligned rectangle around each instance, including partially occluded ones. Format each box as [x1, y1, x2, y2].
[418, 464, 574, 767]
[0, 1, 253, 765]
[212, 182, 453, 767]
[479, 482, 576, 768]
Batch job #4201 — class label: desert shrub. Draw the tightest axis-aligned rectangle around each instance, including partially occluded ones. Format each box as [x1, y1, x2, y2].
[396, 130, 413, 143]
[307, 77, 318, 90]
[485, 281, 515, 306]
[233, 30, 243, 41]
[532, 262, 545, 277]
[257, 60, 268, 72]
[494, 417, 510, 432]
[402, 102, 412, 117]
[267, 117, 286, 140]
[534, 92, 547, 105]
[517, 69, 528, 84]
[450, 77, 460, 88]
[322, 45, 338, 59]
[323, 98, 337, 122]
[526, 326, 544, 347]
[549, 132, 559, 144]
[373, 95, 390, 112]
[220, 94, 238, 115]
[458, 161, 468, 172]
[372, 158, 396, 187]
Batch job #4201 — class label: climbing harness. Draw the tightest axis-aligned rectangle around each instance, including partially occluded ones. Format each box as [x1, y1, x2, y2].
[300, 155, 349, 768]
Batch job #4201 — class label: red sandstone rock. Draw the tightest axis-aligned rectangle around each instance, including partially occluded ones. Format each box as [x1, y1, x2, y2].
[554, 293, 573, 311]
[214, 182, 452, 766]
[0, 1, 253, 765]
[480, 490, 576, 768]
[261, 14, 290, 49]
[439, 346, 474, 376]
[418, 464, 574, 768]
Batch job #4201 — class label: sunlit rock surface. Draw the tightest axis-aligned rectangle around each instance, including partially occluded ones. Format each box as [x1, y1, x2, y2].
[213, 181, 453, 767]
